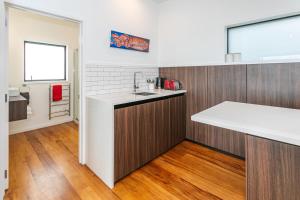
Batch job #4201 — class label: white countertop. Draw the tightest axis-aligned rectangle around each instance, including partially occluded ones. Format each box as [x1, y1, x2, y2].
[9, 95, 27, 102]
[191, 101, 300, 146]
[87, 89, 186, 106]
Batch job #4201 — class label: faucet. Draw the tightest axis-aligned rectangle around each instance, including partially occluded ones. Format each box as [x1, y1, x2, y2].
[133, 72, 142, 92]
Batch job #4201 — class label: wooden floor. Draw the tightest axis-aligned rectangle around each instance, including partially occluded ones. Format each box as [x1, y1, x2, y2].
[5, 122, 245, 200]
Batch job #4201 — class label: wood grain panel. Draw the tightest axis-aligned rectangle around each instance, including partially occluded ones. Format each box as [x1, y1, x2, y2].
[247, 63, 300, 109]
[207, 65, 247, 157]
[246, 135, 300, 200]
[114, 95, 186, 182]
[170, 95, 186, 146]
[160, 67, 208, 143]
[114, 105, 140, 182]
[136, 101, 156, 166]
[160, 66, 246, 157]
[9, 100, 27, 122]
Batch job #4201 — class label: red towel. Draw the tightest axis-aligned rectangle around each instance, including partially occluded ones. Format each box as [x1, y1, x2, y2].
[52, 85, 62, 101]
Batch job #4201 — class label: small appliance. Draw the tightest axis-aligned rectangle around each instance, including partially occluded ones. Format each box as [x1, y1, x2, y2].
[164, 80, 182, 91]
[155, 77, 166, 89]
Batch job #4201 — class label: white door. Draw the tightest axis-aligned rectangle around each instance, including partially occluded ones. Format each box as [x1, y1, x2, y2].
[0, 3, 9, 198]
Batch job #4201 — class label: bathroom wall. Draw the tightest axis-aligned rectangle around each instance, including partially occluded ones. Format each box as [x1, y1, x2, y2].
[8, 8, 80, 134]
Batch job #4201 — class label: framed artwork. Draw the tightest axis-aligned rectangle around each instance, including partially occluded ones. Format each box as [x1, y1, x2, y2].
[110, 30, 150, 52]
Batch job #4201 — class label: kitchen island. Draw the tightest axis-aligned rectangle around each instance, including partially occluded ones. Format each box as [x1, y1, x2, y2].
[86, 89, 186, 188]
[192, 101, 300, 200]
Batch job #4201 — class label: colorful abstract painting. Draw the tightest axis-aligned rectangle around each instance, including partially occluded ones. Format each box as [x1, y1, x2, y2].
[110, 30, 150, 52]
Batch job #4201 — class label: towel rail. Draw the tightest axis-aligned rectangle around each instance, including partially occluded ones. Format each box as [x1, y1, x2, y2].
[49, 84, 71, 120]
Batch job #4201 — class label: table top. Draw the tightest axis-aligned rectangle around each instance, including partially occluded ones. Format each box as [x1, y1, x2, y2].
[191, 101, 300, 146]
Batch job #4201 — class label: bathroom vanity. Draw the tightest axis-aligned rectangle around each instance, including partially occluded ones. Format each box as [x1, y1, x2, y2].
[9, 95, 27, 122]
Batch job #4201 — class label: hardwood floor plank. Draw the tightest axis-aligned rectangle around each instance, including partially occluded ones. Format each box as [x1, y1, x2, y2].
[162, 152, 245, 196]
[180, 141, 245, 176]
[26, 133, 82, 200]
[6, 122, 245, 200]
[139, 162, 222, 200]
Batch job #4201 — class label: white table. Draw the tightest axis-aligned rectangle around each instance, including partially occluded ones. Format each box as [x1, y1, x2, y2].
[191, 101, 300, 146]
[191, 101, 300, 199]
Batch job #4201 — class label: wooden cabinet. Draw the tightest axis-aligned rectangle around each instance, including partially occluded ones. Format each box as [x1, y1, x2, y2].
[114, 94, 186, 182]
[206, 65, 246, 157]
[160, 67, 208, 144]
[9, 96, 27, 122]
[247, 63, 300, 109]
[246, 135, 300, 200]
[160, 66, 246, 157]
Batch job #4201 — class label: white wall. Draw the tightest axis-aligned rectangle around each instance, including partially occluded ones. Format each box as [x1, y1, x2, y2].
[8, 8, 80, 134]
[0, 0, 159, 169]
[158, 0, 300, 66]
[3, 0, 159, 66]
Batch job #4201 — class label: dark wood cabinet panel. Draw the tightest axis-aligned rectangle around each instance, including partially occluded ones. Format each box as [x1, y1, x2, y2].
[159, 67, 208, 143]
[170, 95, 186, 147]
[114, 105, 140, 182]
[247, 63, 300, 109]
[207, 65, 247, 105]
[9, 99, 27, 122]
[114, 95, 186, 182]
[246, 135, 300, 200]
[154, 98, 171, 155]
[160, 66, 246, 157]
[207, 65, 247, 157]
[136, 101, 157, 166]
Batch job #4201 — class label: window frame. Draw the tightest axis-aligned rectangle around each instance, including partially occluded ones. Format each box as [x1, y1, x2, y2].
[226, 14, 300, 54]
[24, 41, 67, 82]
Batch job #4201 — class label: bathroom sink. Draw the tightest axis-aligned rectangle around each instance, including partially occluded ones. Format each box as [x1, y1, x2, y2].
[133, 92, 157, 96]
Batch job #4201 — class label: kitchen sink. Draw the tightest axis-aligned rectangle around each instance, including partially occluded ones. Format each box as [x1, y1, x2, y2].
[133, 92, 157, 96]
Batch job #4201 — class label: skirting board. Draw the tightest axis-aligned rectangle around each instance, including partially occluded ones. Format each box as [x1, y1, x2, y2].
[9, 117, 74, 135]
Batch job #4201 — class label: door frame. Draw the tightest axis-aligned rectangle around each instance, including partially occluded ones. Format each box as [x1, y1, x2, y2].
[1, 3, 86, 197]
[0, 3, 9, 198]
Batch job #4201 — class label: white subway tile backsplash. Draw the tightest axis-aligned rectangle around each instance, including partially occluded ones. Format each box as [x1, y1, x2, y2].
[85, 64, 159, 95]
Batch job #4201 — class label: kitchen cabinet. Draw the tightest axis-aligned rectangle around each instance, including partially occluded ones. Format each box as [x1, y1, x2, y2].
[160, 65, 246, 158]
[247, 63, 300, 109]
[206, 65, 246, 157]
[159, 67, 208, 145]
[246, 135, 300, 200]
[114, 94, 186, 181]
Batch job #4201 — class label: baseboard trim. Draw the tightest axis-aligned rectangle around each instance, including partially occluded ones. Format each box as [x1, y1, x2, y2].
[9, 117, 73, 135]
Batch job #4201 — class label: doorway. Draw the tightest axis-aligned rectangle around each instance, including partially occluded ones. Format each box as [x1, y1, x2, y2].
[3, 4, 83, 198]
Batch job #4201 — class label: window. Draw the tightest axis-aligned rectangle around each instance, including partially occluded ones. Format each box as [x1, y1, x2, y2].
[227, 15, 300, 62]
[24, 41, 66, 81]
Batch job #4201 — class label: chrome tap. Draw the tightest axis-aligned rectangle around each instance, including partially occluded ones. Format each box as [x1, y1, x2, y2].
[133, 72, 142, 92]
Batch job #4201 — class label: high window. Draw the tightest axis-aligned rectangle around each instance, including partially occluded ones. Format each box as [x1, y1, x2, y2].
[227, 15, 300, 62]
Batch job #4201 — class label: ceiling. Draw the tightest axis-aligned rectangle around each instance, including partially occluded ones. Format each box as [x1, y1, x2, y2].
[152, 0, 169, 3]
